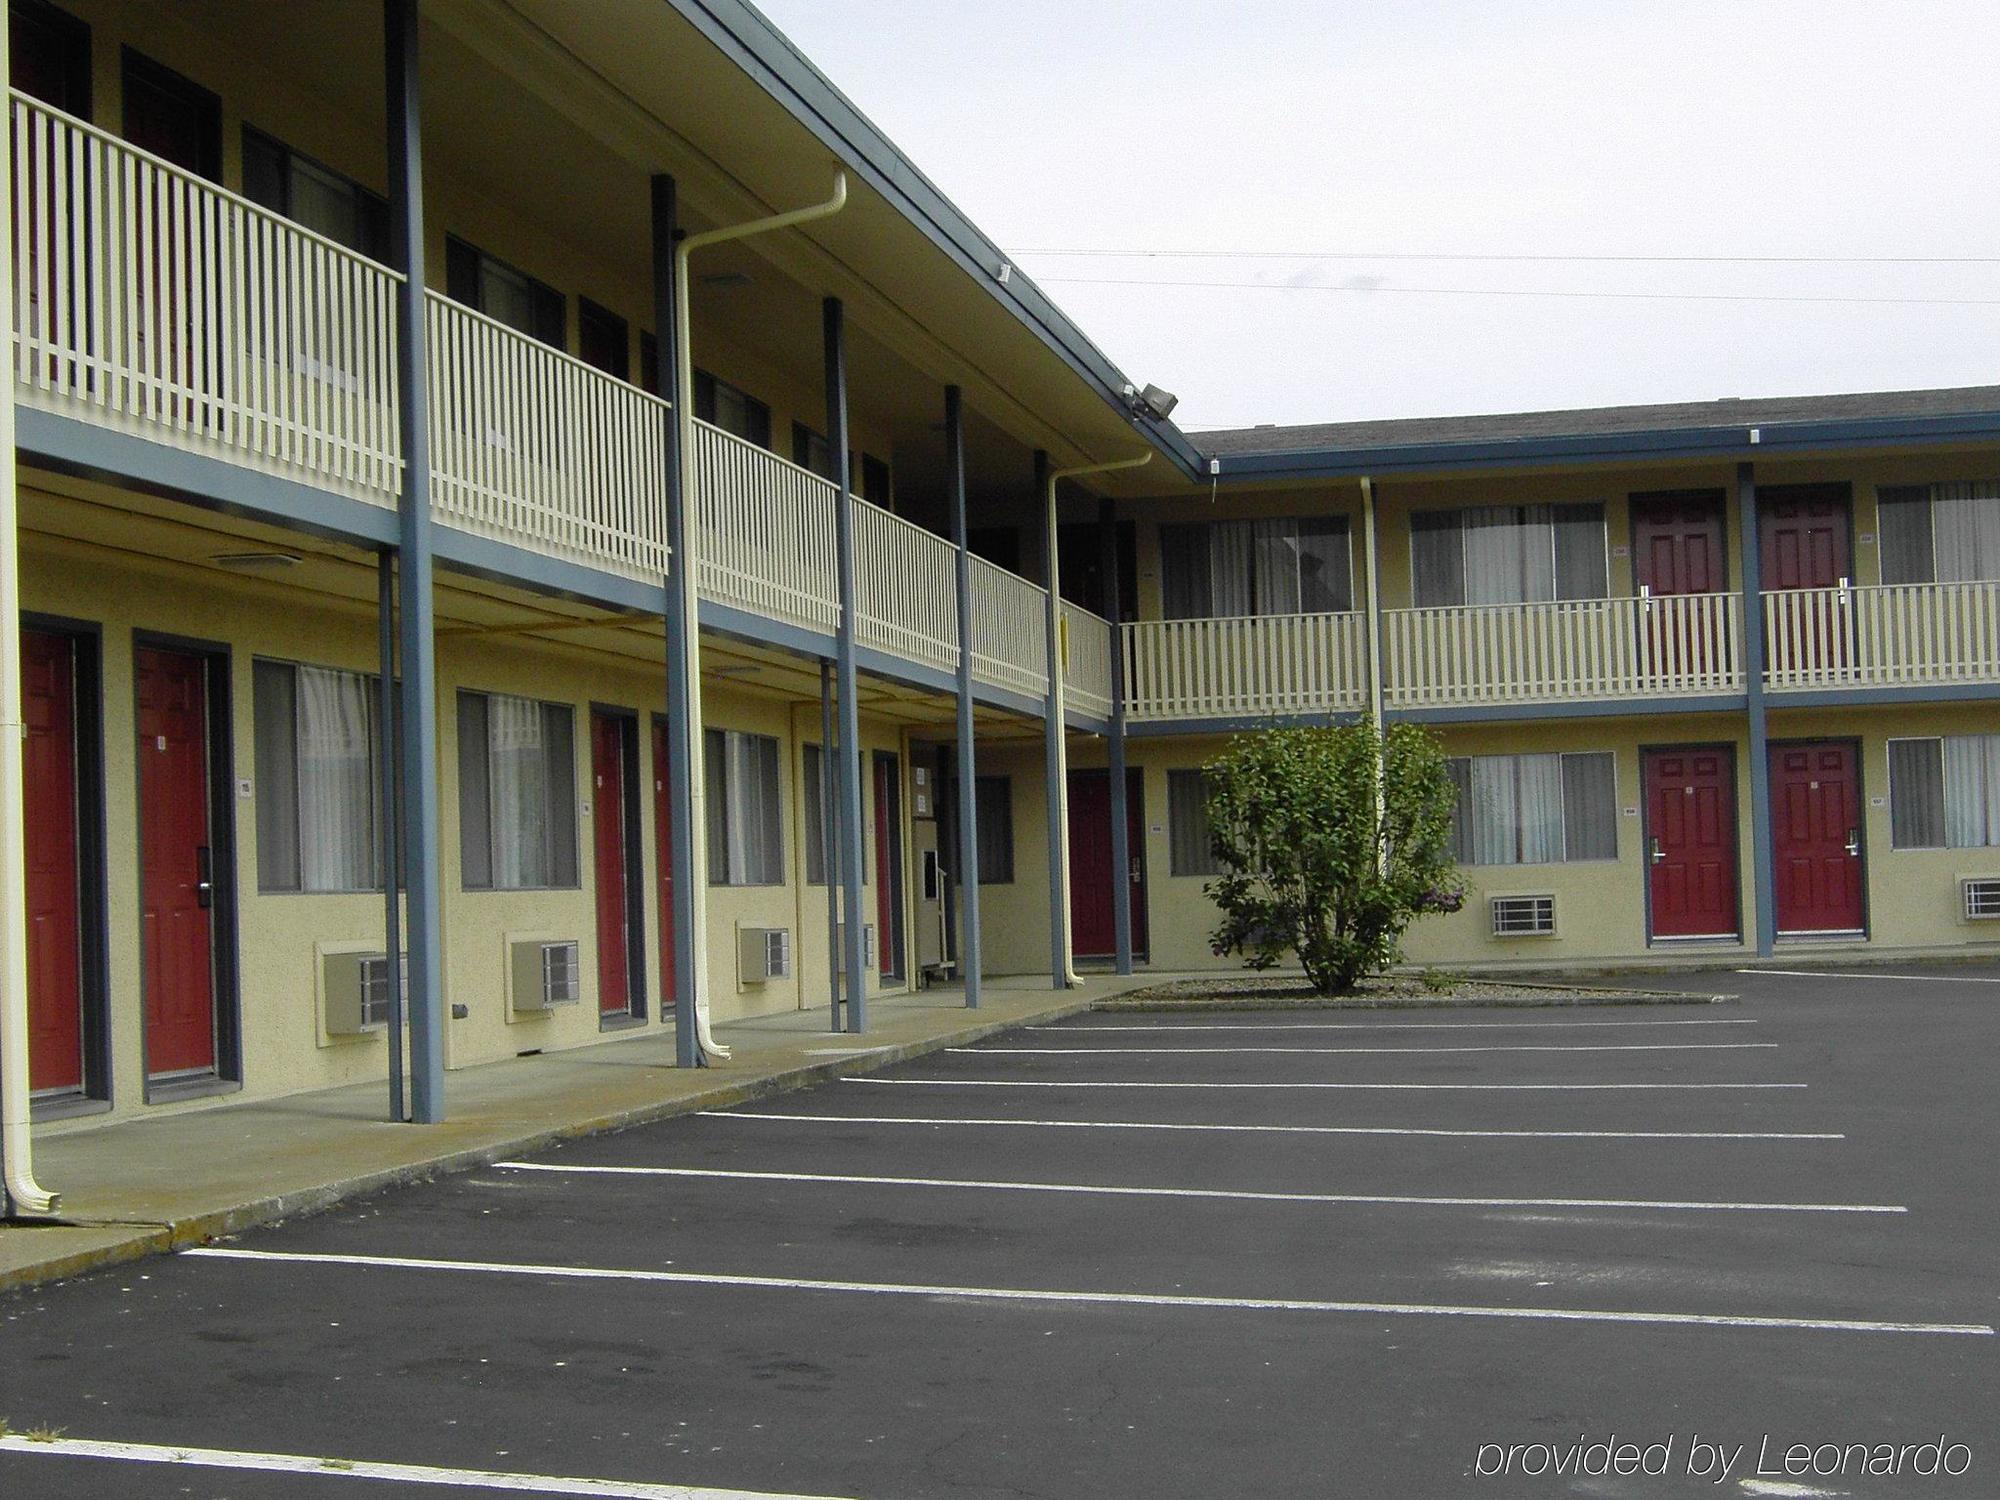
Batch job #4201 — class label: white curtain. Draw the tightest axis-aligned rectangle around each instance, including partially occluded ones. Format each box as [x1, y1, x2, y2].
[1469, 756, 1518, 865]
[1930, 483, 2000, 584]
[1209, 523, 1255, 617]
[1515, 753, 1564, 864]
[1251, 519, 1301, 614]
[490, 693, 548, 886]
[726, 731, 759, 882]
[1463, 508, 1554, 605]
[296, 665, 376, 891]
[1944, 734, 2000, 848]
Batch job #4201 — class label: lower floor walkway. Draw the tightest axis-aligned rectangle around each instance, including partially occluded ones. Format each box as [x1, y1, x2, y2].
[1, 972, 1168, 1294]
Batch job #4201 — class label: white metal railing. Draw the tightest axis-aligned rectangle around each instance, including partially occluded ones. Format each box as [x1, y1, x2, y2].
[1061, 602, 1115, 718]
[1765, 580, 2000, 690]
[1383, 592, 1742, 707]
[970, 554, 1049, 698]
[690, 417, 839, 632]
[425, 293, 668, 582]
[854, 494, 958, 675]
[1122, 612, 1367, 720]
[10, 91, 402, 502]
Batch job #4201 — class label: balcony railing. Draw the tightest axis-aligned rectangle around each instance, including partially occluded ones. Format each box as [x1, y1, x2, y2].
[10, 90, 403, 503]
[1765, 580, 2000, 690]
[854, 493, 959, 677]
[1061, 603, 1115, 718]
[1122, 612, 1368, 721]
[1383, 592, 1742, 707]
[425, 293, 669, 582]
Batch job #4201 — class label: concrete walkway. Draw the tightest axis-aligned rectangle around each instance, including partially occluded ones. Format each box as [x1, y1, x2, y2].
[1, 973, 1161, 1294]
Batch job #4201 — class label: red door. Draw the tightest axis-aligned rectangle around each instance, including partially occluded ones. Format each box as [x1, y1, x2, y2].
[1759, 486, 1851, 590]
[651, 721, 675, 1010]
[1633, 491, 1729, 683]
[1770, 742, 1864, 935]
[591, 713, 632, 1018]
[24, 631, 85, 1094]
[1642, 748, 1739, 940]
[137, 646, 217, 1077]
[1067, 769, 1148, 959]
[873, 754, 904, 981]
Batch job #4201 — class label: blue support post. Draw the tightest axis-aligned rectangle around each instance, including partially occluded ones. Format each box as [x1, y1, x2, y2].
[825, 297, 868, 1032]
[821, 659, 842, 1028]
[651, 173, 700, 1068]
[946, 386, 981, 1006]
[1739, 460, 1776, 957]
[1101, 497, 1134, 975]
[384, 0, 445, 1122]
[375, 550, 405, 1122]
[1038, 450, 1068, 989]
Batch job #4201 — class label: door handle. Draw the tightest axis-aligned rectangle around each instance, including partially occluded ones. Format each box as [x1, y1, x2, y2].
[1129, 858, 1142, 884]
[1648, 837, 1666, 865]
[1844, 829, 1860, 857]
[195, 845, 213, 908]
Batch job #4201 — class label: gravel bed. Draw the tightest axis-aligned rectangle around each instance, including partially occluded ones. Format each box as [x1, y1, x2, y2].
[1096, 973, 1732, 1011]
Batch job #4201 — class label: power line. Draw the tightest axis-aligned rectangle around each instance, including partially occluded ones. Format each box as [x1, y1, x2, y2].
[1009, 248, 2000, 266]
[1033, 276, 2000, 309]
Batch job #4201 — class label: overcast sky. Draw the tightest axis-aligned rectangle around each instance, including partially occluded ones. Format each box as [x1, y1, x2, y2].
[753, 0, 1998, 433]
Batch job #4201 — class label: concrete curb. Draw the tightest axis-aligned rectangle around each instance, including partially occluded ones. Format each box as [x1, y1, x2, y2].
[1, 994, 1096, 1297]
[1096, 984, 1737, 1013]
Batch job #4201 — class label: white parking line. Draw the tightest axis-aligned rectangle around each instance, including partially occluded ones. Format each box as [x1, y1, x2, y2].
[844, 1078, 1806, 1092]
[955, 1043, 1778, 1056]
[699, 1109, 1845, 1142]
[0, 1434, 853, 1498]
[494, 1160, 1900, 1215]
[1035, 1018, 1760, 1032]
[182, 1247, 1995, 1338]
[1745, 969, 2000, 985]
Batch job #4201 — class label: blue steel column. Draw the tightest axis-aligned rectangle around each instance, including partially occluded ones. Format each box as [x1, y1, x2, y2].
[1101, 497, 1134, 975]
[375, 551, 405, 1122]
[825, 298, 867, 1032]
[384, 0, 445, 1121]
[651, 173, 700, 1068]
[946, 386, 981, 1007]
[821, 659, 842, 1028]
[1037, 450, 1068, 988]
[1739, 460, 1776, 957]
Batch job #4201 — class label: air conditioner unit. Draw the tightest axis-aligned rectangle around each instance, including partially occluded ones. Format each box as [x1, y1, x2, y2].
[324, 950, 403, 1036]
[835, 921, 877, 969]
[738, 926, 792, 984]
[1960, 877, 2000, 921]
[1489, 894, 1557, 938]
[510, 939, 580, 1014]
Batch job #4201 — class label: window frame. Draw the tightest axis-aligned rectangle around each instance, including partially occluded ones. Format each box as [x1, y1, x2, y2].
[576, 296, 630, 382]
[444, 234, 566, 350]
[705, 727, 785, 887]
[693, 368, 773, 450]
[1447, 750, 1619, 867]
[1167, 768, 1222, 877]
[1158, 515, 1356, 620]
[456, 688, 580, 892]
[253, 657, 393, 896]
[1408, 502, 1610, 609]
[1888, 733, 2000, 850]
[12, 0, 93, 120]
[240, 125, 390, 263]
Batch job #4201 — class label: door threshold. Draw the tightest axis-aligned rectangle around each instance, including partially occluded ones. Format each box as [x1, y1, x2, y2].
[145, 1071, 239, 1105]
[1776, 930, 1868, 944]
[1649, 935, 1742, 947]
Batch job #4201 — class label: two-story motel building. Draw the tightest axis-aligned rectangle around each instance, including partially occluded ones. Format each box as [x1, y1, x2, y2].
[4, 0, 1997, 1175]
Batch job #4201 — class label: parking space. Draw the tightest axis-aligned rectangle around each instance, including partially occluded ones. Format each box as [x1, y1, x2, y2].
[2, 968, 1995, 1498]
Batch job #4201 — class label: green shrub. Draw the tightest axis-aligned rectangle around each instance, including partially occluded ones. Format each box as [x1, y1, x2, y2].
[1203, 720, 1462, 995]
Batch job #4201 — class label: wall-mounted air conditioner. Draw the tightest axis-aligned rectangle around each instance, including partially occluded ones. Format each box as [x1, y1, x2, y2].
[510, 939, 580, 1014]
[1960, 877, 2000, 922]
[323, 950, 403, 1037]
[1489, 893, 1557, 938]
[835, 921, 877, 970]
[738, 926, 792, 984]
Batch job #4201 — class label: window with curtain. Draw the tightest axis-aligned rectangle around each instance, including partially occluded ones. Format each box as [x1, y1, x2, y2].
[694, 369, 773, 449]
[1888, 735, 2000, 849]
[1158, 517, 1352, 619]
[1168, 769, 1222, 877]
[1447, 751, 1617, 865]
[705, 729, 784, 885]
[1411, 504, 1608, 607]
[242, 129, 390, 262]
[254, 660, 385, 893]
[1877, 483, 2000, 585]
[457, 691, 577, 890]
[444, 236, 565, 348]
[801, 743, 869, 885]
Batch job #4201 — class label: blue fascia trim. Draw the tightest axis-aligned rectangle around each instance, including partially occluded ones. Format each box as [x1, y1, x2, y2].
[17, 407, 399, 548]
[661, 0, 1201, 480]
[432, 528, 667, 615]
[1766, 682, 2000, 710]
[1063, 707, 1111, 736]
[1389, 694, 1746, 725]
[1213, 411, 2000, 482]
[1127, 710, 1361, 738]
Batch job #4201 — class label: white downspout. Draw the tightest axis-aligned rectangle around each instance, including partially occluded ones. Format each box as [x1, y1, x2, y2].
[674, 172, 847, 1062]
[1045, 449, 1152, 988]
[0, 12, 58, 1216]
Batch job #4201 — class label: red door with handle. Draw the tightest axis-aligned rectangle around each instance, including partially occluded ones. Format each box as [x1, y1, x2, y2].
[1633, 491, 1729, 684]
[1770, 741, 1864, 934]
[1760, 485, 1854, 679]
[651, 721, 676, 1010]
[1067, 769, 1148, 958]
[1642, 747, 1739, 940]
[137, 645, 217, 1077]
[591, 712, 633, 1018]
[24, 630, 85, 1093]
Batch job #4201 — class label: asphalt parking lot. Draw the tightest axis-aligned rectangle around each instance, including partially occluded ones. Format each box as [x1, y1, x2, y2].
[2, 965, 1995, 1499]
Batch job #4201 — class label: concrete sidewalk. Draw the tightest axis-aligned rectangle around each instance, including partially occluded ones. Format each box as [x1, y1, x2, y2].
[1, 973, 1156, 1294]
